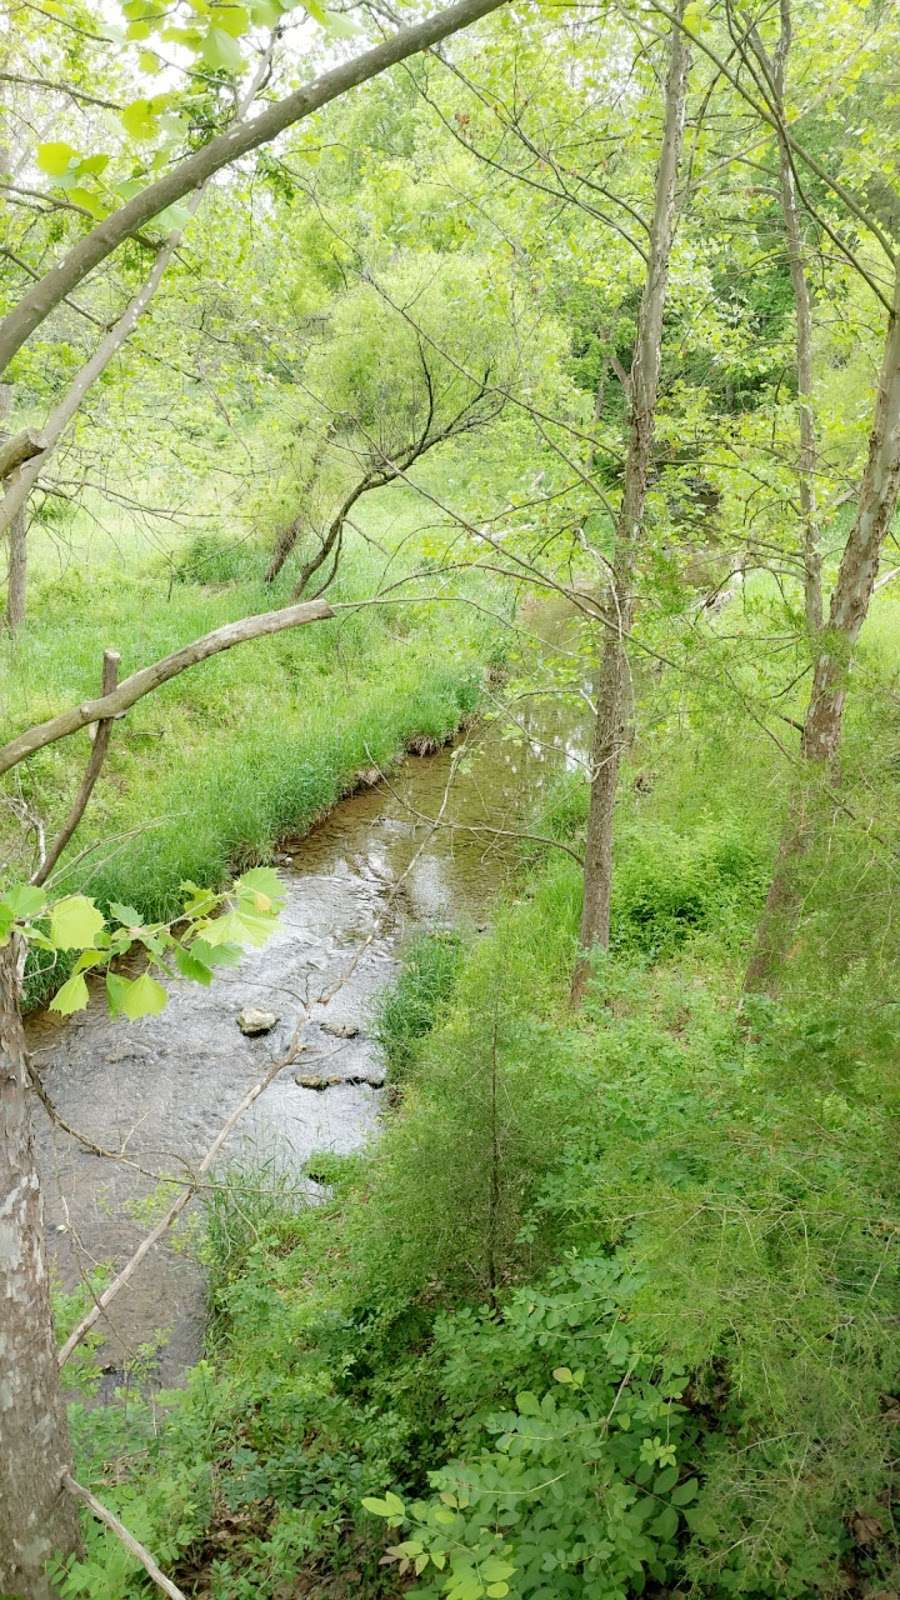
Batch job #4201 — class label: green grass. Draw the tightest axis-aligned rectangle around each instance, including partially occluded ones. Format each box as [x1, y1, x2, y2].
[1, 485, 503, 984]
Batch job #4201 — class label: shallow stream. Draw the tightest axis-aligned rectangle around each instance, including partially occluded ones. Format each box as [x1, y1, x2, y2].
[30, 602, 587, 1391]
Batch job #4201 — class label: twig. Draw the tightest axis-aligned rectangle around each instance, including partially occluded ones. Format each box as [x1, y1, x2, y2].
[33, 651, 120, 886]
[62, 1474, 186, 1600]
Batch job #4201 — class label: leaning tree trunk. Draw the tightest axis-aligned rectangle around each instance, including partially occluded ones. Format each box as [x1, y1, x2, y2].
[744, 256, 900, 994]
[571, 3, 691, 1004]
[0, 941, 81, 1599]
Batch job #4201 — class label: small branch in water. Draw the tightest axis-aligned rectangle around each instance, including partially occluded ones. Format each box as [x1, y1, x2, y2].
[63, 1474, 187, 1600]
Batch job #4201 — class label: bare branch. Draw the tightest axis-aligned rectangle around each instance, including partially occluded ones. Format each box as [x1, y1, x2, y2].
[33, 651, 121, 887]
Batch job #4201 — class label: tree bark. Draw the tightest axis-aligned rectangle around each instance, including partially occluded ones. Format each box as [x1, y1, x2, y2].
[571, 4, 691, 1004]
[744, 256, 900, 994]
[0, 0, 510, 382]
[5, 502, 26, 632]
[0, 941, 81, 1599]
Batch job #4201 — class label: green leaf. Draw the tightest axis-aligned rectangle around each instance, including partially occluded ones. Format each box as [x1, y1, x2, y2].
[175, 945, 215, 985]
[191, 936, 242, 968]
[50, 895, 106, 951]
[654, 1466, 679, 1494]
[671, 1476, 699, 1506]
[552, 1366, 573, 1384]
[361, 1495, 404, 1520]
[50, 972, 90, 1014]
[120, 98, 159, 140]
[126, 972, 168, 1019]
[105, 972, 130, 1015]
[109, 902, 144, 928]
[4, 884, 47, 919]
[236, 866, 285, 905]
[37, 141, 78, 176]
[652, 1504, 679, 1542]
[481, 1560, 516, 1582]
[77, 152, 110, 176]
[68, 186, 107, 218]
[212, 3, 249, 35]
[486, 1587, 510, 1599]
[201, 24, 244, 70]
[248, 0, 279, 21]
[515, 1391, 541, 1416]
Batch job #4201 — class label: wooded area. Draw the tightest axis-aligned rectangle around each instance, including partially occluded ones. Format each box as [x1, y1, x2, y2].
[0, 0, 898, 1593]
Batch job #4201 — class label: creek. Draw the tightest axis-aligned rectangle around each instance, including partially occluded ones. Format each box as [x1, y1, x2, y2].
[30, 601, 588, 1393]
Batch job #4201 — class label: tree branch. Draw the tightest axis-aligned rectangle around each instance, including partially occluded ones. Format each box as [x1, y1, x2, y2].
[0, 599, 333, 777]
[0, 0, 511, 379]
[62, 1475, 187, 1600]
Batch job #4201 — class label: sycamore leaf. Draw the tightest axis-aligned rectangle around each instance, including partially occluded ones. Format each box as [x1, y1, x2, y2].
[68, 186, 107, 218]
[109, 902, 144, 928]
[175, 945, 215, 984]
[191, 936, 243, 968]
[120, 98, 159, 140]
[77, 152, 110, 176]
[202, 24, 244, 70]
[50, 895, 106, 951]
[50, 972, 90, 1015]
[108, 971, 168, 1020]
[4, 884, 47, 919]
[37, 141, 78, 176]
[212, 3, 250, 35]
[236, 866, 284, 904]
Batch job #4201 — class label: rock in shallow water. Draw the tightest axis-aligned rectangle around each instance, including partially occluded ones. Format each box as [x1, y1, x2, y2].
[237, 1007, 279, 1036]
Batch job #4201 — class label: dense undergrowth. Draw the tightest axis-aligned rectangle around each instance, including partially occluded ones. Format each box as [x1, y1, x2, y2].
[55, 641, 899, 1599]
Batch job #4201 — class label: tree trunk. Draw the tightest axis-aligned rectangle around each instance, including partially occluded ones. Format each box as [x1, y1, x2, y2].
[761, 0, 822, 633]
[6, 502, 27, 632]
[0, 941, 81, 1599]
[571, 4, 691, 1004]
[744, 257, 900, 994]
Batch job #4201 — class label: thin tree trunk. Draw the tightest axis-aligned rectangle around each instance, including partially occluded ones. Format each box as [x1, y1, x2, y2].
[744, 257, 900, 993]
[571, 4, 691, 1004]
[0, 941, 81, 1599]
[6, 501, 26, 631]
[754, 0, 822, 633]
[265, 426, 336, 583]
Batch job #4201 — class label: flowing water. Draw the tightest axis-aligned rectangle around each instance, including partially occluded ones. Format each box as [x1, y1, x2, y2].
[30, 602, 588, 1392]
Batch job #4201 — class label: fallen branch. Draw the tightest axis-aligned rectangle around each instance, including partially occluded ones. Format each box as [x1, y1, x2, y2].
[62, 1475, 186, 1600]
